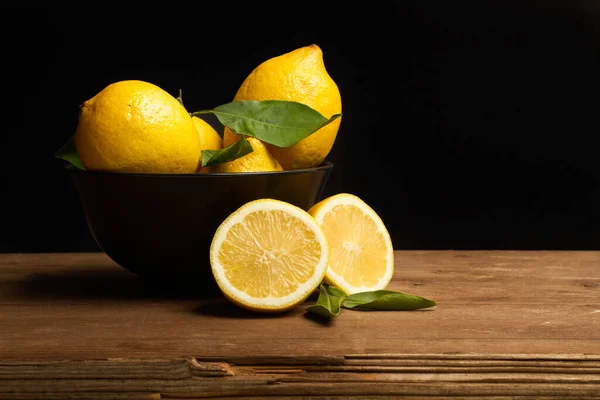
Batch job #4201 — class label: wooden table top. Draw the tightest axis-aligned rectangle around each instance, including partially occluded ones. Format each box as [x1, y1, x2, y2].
[1, 251, 599, 399]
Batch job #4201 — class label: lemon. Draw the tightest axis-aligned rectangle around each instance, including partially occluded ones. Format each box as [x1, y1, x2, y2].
[210, 198, 329, 312]
[192, 116, 223, 174]
[75, 80, 201, 174]
[308, 193, 394, 295]
[213, 137, 283, 173]
[223, 44, 342, 170]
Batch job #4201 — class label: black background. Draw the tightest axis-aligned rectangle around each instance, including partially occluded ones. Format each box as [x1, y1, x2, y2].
[2, 2, 600, 252]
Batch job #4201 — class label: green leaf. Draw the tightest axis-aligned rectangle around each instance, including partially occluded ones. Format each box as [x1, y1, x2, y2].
[306, 283, 347, 319]
[55, 135, 86, 170]
[201, 135, 254, 167]
[342, 290, 437, 311]
[325, 285, 347, 298]
[193, 100, 342, 148]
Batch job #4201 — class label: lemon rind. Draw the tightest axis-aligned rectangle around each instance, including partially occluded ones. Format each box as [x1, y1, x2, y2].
[310, 193, 394, 295]
[210, 199, 329, 310]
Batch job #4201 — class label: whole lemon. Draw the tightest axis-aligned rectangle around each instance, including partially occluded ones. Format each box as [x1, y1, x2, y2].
[223, 44, 342, 170]
[75, 80, 201, 174]
[213, 138, 282, 173]
[192, 116, 223, 174]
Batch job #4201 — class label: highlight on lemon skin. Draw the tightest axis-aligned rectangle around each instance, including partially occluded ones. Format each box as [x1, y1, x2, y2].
[209, 198, 329, 312]
[308, 193, 394, 295]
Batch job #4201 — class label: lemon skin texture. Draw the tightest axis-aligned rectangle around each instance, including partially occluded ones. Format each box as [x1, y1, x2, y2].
[75, 80, 201, 174]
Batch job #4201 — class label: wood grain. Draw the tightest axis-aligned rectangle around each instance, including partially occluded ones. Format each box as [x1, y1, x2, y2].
[0, 251, 598, 398]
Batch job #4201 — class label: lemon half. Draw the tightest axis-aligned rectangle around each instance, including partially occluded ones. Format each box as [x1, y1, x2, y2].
[210, 199, 329, 312]
[308, 193, 394, 295]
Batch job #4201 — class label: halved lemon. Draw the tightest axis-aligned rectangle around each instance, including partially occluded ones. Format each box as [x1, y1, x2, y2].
[210, 199, 329, 312]
[308, 193, 394, 295]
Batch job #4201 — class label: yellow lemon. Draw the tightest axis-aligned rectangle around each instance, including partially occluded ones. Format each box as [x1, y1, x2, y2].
[223, 44, 342, 170]
[213, 137, 283, 173]
[210, 198, 329, 312]
[192, 116, 223, 174]
[75, 80, 201, 174]
[308, 193, 394, 295]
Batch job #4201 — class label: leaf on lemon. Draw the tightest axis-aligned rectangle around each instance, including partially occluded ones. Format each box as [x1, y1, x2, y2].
[306, 283, 347, 319]
[58, 99, 341, 170]
[342, 290, 437, 311]
[202, 135, 253, 167]
[55, 135, 86, 171]
[193, 100, 342, 148]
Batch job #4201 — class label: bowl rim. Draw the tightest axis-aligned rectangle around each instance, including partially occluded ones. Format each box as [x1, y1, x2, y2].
[67, 160, 334, 178]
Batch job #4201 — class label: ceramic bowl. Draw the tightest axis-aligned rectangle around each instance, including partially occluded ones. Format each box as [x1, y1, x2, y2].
[70, 162, 333, 293]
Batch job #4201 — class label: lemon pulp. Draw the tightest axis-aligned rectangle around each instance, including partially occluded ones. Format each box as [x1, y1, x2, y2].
[210, 199, 329, 311]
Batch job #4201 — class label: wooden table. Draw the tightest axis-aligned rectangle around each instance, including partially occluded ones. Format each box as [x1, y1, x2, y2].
[0, 251, 599, 399]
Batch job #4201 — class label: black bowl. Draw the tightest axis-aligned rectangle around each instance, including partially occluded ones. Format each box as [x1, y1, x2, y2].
[70, 162, 333, 293]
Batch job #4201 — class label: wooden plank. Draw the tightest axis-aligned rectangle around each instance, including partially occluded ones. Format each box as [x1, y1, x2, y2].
[0, 359, 232, 379]
[2, 379, 599, 397]
[0, 251, 598, 398]
[0, 251, 598, 360]
[164, 398, 600, 400]
[0, 394, 159, 400]
[1, 355, 600, 398]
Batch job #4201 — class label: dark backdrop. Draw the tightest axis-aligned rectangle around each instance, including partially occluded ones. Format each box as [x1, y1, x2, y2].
[2, 1, 600, 252]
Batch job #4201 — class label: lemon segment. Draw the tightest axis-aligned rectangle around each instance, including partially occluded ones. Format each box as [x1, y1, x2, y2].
[210, 199, 329, 312]
[308, 193, 394, 295]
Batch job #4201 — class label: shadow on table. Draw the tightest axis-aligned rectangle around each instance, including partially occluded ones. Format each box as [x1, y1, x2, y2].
[193, 299, 297, 319]
[15, 267, 222, 301]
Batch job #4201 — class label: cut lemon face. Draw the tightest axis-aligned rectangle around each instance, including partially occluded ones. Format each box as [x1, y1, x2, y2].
[308, 193, 394, 295]
[210, 199, 329, 312]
